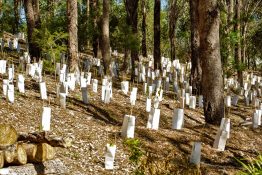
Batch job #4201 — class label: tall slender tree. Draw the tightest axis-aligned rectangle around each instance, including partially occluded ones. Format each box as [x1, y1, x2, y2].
[141, 0, 147, 58]
[101, 0, 110, 75]
[85, 0, 90, 49]
[14, 0, 20, 33]
[0, 0, 2, 14]
[154, 0, 161, 70]
[125, 0, 139, 80]
[199, 0, 224, 124]
[222, 0, 234, 69]
[90, 0, 99, 57]
[234, 0, 243, 86]
[241, 0, 262, 68]
[168, 0, 183, 61]
[189, 0, 202, 94]
[24, 0, 41, 60]
[67, 0, 79, 72]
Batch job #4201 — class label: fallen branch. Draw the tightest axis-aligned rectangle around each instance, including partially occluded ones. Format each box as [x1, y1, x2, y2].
[18, 132, 72, 148]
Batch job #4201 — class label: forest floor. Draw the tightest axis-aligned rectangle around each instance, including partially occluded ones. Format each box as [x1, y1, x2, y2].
[0, 54, 261, 175]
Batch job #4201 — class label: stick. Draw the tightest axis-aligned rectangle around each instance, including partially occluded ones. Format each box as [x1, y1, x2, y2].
[48, 97, 51, 107]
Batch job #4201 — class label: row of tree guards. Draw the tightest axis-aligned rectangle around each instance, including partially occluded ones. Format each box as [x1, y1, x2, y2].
[20, 0, 230, 124]
[0, 44, 261, 170]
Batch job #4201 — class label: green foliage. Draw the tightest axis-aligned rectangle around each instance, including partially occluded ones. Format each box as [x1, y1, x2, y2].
[110, 1, 140, 53]
[174, 1, 190, 62]
[0, 2, 16, 34]
[33, 27, 68, 61]
[43, 59, 55, 74]
[236, 154, 262, 175]
[124, 138, 144, 165]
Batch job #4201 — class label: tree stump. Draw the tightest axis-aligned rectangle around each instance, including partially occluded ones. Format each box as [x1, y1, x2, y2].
[0, 124, 18, 149]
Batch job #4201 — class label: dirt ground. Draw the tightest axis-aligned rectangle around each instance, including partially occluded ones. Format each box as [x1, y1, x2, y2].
[0, 65, 261, 174]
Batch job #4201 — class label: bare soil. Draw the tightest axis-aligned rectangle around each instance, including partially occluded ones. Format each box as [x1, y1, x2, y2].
[0, 64, 261, 175]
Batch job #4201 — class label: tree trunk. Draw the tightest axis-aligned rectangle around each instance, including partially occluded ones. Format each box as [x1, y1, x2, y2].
[14, 0, 19, 33]
[189, 0, 202, 95]
[101, 0, 110, 75]
[91, 0, 99, 57]
[0, 0, 2, 14]
[67, 0, 79, 73]
[33, 0, 40, 29]
[24, 0, 41, 60]
[125, 0, 139, 81]
[234, 0, 243, 86]
[122, 47, 128, 71]
[86, 0, 90, 49]
[242, 23, 247, 66]
[224, 0, 234, 67]
[86, 0, 90, 18]
[199, 0, 224, 125]
[168, 0, 177, 61]
[154, 0, 161, 70]
[141, 0, 147, 58]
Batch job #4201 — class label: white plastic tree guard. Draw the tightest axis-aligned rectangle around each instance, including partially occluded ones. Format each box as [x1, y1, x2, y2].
[121, 115, 136, 138]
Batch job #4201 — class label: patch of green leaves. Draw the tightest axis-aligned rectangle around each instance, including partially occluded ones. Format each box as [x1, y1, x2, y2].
[236, 154, 262, 175]
[124, 138, 144, 165]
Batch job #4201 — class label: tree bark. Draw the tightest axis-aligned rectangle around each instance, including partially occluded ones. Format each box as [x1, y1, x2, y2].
[0, 0, 2, 14]
[141, 0, 147, 58]
[154, 0, 161, 70]
[122, 47, 128, 71]
[101, 0, 110, 75]
[85, 0, 90, 50]
[234, 0, 243, 86]
[199, 0, 224, 125]
[224, 0, 234, 67]
[91, 0, 99, 57]
[168, 0, 178, 61]
[33, 0, 40, 29]
[190, 0, 202, 95]
[242, 23, 247, 66]
[24, 0, 41, 60]
[125, 0, 139, 80]
[14, 0, 19, 33]
[67, 0, 79, 73]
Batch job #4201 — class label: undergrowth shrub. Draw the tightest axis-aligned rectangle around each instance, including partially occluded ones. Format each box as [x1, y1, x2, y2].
[236, 154, 262, 175]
